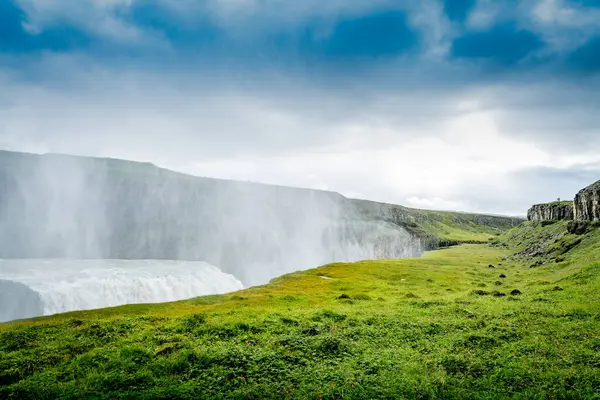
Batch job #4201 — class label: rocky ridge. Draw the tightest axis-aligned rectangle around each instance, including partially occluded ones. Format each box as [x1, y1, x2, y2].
[527, 201, 574, 222]
[526, 180, 600, 223]
[574, 180, 600, 222]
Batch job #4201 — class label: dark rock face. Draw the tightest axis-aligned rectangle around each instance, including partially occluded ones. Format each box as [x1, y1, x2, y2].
[567, 221, 589, 235]
[574, 181, 600, 222]
[527, 202, 574, 221]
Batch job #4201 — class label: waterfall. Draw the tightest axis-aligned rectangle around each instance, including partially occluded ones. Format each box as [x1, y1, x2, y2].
[0, 259, 243, 322]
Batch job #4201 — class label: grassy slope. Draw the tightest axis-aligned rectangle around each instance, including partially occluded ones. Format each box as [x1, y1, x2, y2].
[402, 209, 512, 243]
[2, 222, 600, 399]
[349, 199, 523, 245]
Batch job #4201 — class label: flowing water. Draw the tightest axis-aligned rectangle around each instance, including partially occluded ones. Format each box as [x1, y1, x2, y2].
[0, 152, 422, 323]
[0, 259, 243, 322]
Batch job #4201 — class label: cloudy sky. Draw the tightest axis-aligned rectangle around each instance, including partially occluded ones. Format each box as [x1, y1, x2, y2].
[1, 0, 599, 216]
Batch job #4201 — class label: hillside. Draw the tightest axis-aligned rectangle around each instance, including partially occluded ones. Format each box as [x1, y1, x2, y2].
[351, 198, 521, 246]
[1, 218, 599, 398]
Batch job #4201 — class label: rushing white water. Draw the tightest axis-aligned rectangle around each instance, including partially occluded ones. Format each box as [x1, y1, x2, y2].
[0, 259, 244, 322]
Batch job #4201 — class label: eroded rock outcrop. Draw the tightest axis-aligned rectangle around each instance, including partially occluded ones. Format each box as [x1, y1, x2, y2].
[574, 181, 600, 222]
[527, 201, 574, 221]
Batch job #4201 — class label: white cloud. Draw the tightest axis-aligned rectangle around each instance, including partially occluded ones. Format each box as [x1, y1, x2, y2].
[17, 0, 143, 42]
[1, 48, 600, 216]
[532, 0, 600, 28]
[467, 0, 504, 30]
[530, 0, 600, 52]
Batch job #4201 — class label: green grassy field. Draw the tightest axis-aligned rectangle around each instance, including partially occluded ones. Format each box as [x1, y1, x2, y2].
[1, 221, 600, 399]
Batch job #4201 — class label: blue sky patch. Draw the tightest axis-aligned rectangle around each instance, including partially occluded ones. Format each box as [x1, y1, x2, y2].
[451, 23, 544, 66]
[0, 1, 91, 53]
[443, 0, 477, 22]
[567, 36, 600, 72]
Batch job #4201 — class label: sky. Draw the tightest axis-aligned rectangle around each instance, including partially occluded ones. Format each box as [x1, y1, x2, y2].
[1, 0, 600, 216]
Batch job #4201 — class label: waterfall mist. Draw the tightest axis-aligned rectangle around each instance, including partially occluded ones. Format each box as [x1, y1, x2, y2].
[0, 151, 421, 320]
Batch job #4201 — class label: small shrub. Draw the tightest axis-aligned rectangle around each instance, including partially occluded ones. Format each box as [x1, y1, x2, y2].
[302, 326, 324, 336]
[181, 313, 206, 332]
[315, 336, 349, 356]
[280, 317, 299, 326]
[455, 334, 498, 350]
[440, 356, 469, 375]
[0, 328, 37, 352]
[312, 310, 347, 322]
[68, 319, 84, 328]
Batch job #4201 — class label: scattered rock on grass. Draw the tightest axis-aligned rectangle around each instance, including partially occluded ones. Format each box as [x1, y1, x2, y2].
[492, 291, 506, 297]
[499, 274, 507, 278]
[529, 260, 543, 268]
[510, 289, 522, 296]
[337, 294, 351, 299]
[473, 290, 489, 296]
[488, 264, 495, 269]
[553, 286, 564, 291]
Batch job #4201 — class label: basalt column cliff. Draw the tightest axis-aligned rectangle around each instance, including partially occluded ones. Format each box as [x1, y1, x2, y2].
[574, 181, 600, 222]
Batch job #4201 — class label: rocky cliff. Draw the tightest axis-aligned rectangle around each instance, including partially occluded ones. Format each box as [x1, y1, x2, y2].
[350, 199, 522, 248]
[0, 150, 522, 284]
[527, 201, 574, 221]
[574, 180, 600, 222]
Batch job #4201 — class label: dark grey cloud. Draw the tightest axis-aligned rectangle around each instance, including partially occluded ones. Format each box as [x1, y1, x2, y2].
[0, 0, 600, 215]
[474, 79, 600, 152]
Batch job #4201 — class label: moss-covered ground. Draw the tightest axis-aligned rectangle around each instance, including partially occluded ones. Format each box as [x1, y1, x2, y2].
[1, 222, 600, 399]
